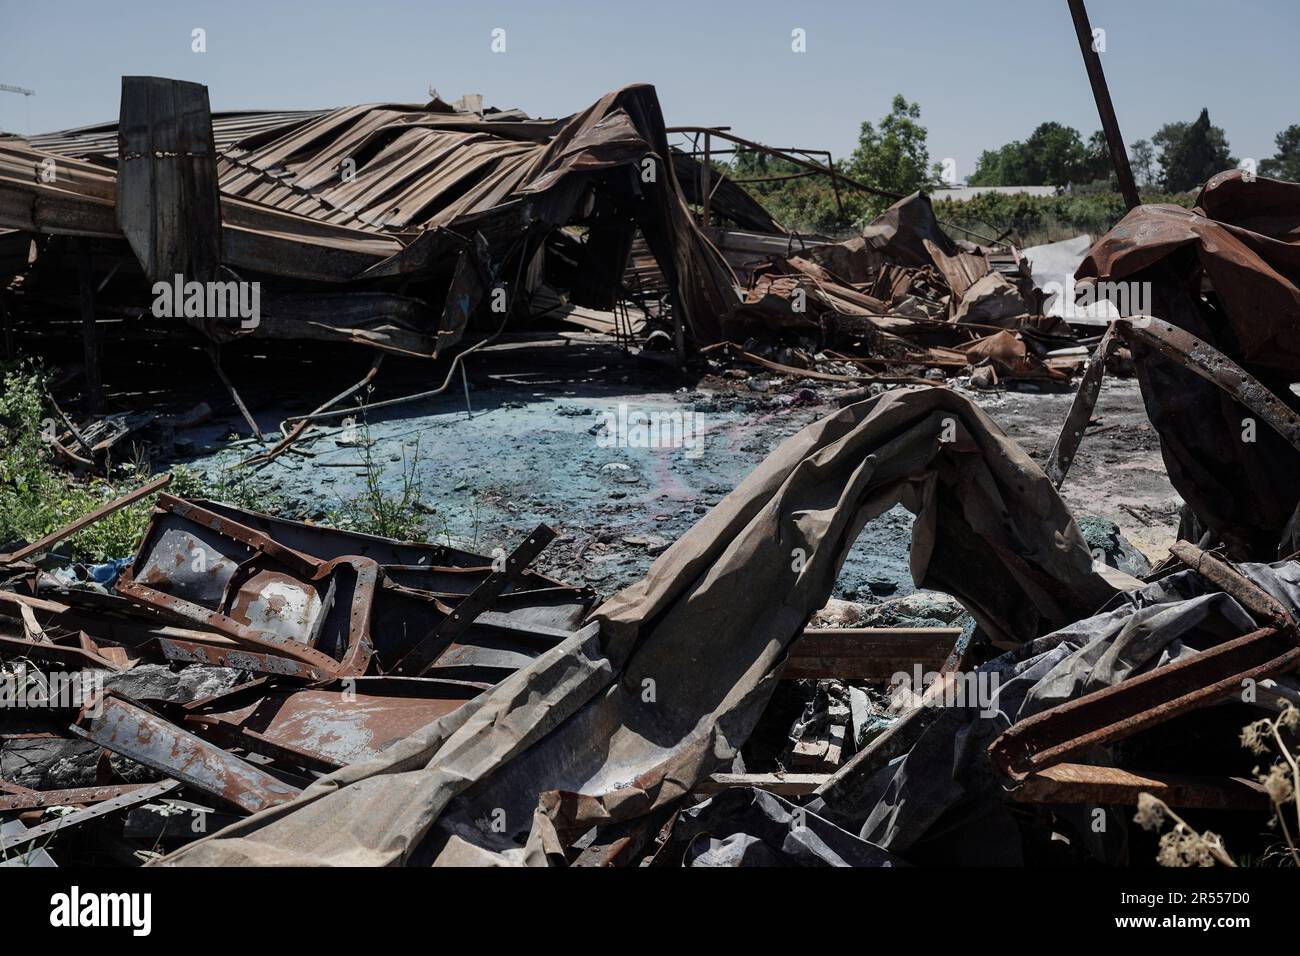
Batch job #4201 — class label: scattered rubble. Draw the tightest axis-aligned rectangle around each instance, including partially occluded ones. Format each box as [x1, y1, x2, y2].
[2, 2, 1299, 872]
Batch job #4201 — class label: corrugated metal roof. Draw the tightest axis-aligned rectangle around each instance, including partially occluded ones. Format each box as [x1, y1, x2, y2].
[28, 110, 330, 159]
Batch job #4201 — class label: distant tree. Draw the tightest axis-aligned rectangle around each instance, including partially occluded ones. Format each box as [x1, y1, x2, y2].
[847, 94, 940, 198]
[1154, 109, 1235, 192]
[1129, 139, 1157, 188]
[1077, 129, 1114, 184]
[1259, 124, 1300, 182]
[968, 142, 1029, 186]
[967, 123, 1109, 187]
[1022, 122, 1088, 185]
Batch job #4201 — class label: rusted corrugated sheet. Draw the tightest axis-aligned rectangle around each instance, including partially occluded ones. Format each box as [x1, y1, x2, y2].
[1, 81, 741, 354]
[1078, 170, 1300, 558]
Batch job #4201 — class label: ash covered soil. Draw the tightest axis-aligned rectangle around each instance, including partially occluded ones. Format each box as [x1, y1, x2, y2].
[174, 334, 1180, 605]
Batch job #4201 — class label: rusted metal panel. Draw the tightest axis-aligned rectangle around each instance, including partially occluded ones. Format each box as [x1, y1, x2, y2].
[185, 677, 483, 770]
[118, 495, 377, 679]
[116, 76, 222, 284]
[72, 692, 300, 814]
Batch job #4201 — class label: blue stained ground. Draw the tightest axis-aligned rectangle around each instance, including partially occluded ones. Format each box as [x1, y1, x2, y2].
[177, 380, 917, 604]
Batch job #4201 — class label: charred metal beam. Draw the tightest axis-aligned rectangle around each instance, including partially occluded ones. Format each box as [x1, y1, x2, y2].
[1046, 322, 1118, 488]
[72, 692, 301, 814]
[1118, 316, 1300, 454]
[0, 778, 178, 854]
[1066, 0, 1141, 209]
[990, 544, 1299, 779]
[392, 524, 556, 676]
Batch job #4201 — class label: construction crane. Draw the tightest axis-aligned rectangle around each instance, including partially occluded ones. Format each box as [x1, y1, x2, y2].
[0, 83, 36, 135]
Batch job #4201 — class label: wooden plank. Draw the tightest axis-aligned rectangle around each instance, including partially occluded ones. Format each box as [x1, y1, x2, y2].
[782, 627, 962, 680]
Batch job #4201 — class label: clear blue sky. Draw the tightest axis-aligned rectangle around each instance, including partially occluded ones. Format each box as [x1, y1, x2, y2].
[1, 0, 1294, 179]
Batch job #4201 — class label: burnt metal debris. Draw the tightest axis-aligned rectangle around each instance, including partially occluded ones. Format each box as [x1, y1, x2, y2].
[0, 487, 599, 864]
[2, 1, 1300, 871]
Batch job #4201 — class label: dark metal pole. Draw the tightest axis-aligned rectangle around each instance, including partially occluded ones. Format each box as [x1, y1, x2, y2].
[76, 237, 104, 415]
[1066, 0, 1141, 210]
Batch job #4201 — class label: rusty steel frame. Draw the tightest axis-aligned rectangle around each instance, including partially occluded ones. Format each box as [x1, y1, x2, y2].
[989, 543, 1300, 780]
[0, 588, 328, 681]
[72, 691, 302, 814]
[117, 494, 377, 679]
[0, 781, 168, 813]
[392, 523, 557, 676]
[0, 779, 179, 854]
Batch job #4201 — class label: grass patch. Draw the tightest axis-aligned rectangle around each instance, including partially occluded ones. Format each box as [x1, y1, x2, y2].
[0, 361, 291, 562]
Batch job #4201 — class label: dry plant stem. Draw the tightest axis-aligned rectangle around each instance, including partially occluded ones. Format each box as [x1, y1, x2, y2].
[1162, 800, 1237, 868]
[1269, 721, 1300, 863]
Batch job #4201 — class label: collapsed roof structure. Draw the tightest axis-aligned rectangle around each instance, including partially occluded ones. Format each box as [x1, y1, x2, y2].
[2, 0, 1300, 871]
[1, 78, 737, 361]
[1, 75, 1090, 402]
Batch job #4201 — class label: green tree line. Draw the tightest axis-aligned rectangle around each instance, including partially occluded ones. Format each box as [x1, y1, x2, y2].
[725, 94, 1299, 238]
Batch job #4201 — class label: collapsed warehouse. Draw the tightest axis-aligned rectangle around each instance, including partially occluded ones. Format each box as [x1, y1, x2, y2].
[2, 25, 1300, 869]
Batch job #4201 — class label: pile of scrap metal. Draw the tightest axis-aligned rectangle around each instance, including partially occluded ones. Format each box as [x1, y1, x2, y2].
[2, 73, 1092, 411]
[98, 381, 1289, 869]
[4, 335, 1297, 866]
[94, 174, 1295, 868]
[701, 187, 1088, 386]
[0, 76, 737, 369]
[1071, 169, 1300, 560]
[0, 477, 597, 865]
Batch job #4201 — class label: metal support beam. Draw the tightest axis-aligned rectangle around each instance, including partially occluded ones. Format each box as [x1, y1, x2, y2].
[1066, 0, 1141, 209]
[1046, 322, 1119, 488]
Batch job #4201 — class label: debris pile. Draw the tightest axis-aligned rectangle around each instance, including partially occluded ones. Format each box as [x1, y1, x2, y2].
[693, 191, 1086, 388]
[3, 23, 1300, 868]
[1, 78, 735, 369]
[1, 480, 598, 865]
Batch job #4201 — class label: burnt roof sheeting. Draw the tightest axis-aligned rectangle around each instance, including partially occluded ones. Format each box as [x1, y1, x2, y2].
[1079, 170, 1300, 558]
[2, 81, 740, 351]
[158, 388, 1127, 866]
